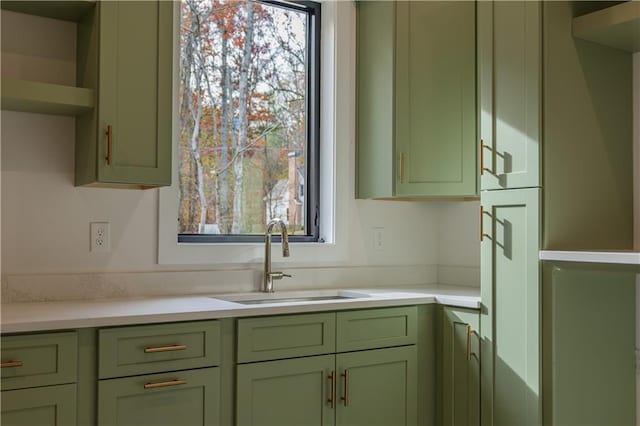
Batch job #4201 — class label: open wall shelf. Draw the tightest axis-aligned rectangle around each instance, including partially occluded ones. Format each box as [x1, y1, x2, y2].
[1, 1, 95, 22]
[573, 1, 640, 53]
[1, 79, 94, 116]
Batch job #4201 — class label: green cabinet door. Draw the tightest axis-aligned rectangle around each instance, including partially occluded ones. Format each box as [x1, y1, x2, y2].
[76, 1, 172, 187]
[479, 1, 541, 191]
[395, 1, 477, 197]
[98, 367, 220, 426]
[335, 346, 417, 426]
[1, 383, 77, 426]
[356, 1, 477, 199]
[542, 263, 636, 426]
[236, 354, 335, 426]
[480, 188, 540, 426]
[442, 307, 479, 426]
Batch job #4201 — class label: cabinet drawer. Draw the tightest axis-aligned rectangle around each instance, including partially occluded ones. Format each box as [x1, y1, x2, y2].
[98, 367, 220, 426]
[237, 312, 335, 363]
[99, 320, 220, 379]
[1, 383, 77, 426]
[336, 306, 417, 352]
[1, 331, 78, 391]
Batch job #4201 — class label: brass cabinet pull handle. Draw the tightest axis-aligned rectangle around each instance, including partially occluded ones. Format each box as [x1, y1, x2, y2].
[144, 344, 187, 353]
[399, 152, 405, 184]
[467, 326, 478, 361]
[328, 371, 336, 408]
[105, 125, 113, 165]
[0, 361, 23, 368]
[143, 379, 187, 389]
[480, 206, 484, 241]
[480, 139, 485, 176]
[341, 369, 349, 407]
[480, 139, 494, 175]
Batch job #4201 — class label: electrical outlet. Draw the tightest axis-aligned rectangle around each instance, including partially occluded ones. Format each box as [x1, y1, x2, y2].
[90, 222, 110, 252]
[373, 227, 385, 250]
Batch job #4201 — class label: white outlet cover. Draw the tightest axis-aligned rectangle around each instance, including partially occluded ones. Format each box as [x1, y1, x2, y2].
[90, 222, 110, 252]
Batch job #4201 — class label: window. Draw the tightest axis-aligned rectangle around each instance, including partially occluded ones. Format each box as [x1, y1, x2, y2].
[177, 0, 320, 243]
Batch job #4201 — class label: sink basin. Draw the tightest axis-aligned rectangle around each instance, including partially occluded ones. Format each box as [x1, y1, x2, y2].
[214, 290, 369, 305]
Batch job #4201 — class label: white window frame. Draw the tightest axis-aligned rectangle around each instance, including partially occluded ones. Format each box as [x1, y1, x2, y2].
[158, 1, 354, 266]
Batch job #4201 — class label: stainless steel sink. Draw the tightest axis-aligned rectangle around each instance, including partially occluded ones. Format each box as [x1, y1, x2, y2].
[213, 290, 369, 305]
[234, 295, 356, 305]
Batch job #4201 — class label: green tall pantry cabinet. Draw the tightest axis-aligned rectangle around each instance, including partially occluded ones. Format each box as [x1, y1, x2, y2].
[356, 1, 477, 199]
[479, 1, 634, 425]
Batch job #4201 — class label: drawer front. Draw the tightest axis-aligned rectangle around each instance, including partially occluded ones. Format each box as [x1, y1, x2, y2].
[1, 331, 78, 390]
[237, 312, 336, 363]
[336, 306, 417, 352]
[98, 367, 220, 426]
[1, 383, 77, 426]
[99, 320, 220, 379]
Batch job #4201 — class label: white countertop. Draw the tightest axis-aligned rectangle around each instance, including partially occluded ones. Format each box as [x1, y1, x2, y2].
[0, 285, 480, 334]
[539, 250, 640, 266]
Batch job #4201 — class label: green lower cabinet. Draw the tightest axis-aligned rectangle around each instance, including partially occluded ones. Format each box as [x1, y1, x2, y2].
[442, 308, 479, 426]
[480, 188, 541, 426]
[98, 367, 220, 426]
[236, 354, 335, 426]
[336, 346, 417, 426]
[542, 263, 636, 426]
[236, 346, 417, 426]
[1, 383, 77, 426]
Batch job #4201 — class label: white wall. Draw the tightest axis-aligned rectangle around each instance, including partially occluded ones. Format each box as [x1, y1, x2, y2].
[1, 8, 480, 292]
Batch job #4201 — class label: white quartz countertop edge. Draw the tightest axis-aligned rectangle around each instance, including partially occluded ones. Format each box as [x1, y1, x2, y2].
[1, 285, 480, 334]
[539, 250, 640, 265]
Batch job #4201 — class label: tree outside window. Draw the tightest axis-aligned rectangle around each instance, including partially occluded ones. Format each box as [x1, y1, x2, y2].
[178, 0, 319, 241]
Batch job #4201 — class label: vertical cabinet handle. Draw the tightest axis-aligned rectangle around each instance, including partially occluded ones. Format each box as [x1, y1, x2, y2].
[480, 206, 484, 242]
[480, 139, 485, 176]
[466, 325, 478, 361]
[399, 152, 405, 184]
[0, 361, 23, 368]
[328, 371, 336, 408]
[105, 125, 113, 165]
[341, 369, 349, 407]
[467, 325, 472, 361]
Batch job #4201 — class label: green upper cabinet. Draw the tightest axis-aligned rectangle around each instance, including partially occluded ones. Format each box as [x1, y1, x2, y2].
[480, 188, 540, 426]
[441, 307, 479, 426]
[478, 1, 541, 191]
[75, 1, 173, 188]
[356, 1, 477, 199]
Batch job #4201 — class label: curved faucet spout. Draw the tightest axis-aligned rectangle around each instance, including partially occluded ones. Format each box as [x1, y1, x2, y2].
[263, 218, 292, 292]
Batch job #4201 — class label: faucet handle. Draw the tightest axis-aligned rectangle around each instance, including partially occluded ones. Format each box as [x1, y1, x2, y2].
[268, 272, 292, 281]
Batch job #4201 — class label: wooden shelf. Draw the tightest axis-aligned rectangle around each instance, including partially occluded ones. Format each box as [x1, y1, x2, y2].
[573, 1, 640, 53]
[1, 1, 95, 22]
[1, 79, 94, 116]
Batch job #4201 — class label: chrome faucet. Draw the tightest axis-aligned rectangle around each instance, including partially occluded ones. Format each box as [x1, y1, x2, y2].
[263, 218, 292, 292]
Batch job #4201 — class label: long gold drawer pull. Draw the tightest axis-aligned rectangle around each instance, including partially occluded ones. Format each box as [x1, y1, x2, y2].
[143, 379, 187, 390]
[328, 371, 336, 408]
[399, 152, 405, 184]
[0, 361, 23, 368]
[480, 206, 484, 242]
[341, 370, 349, 407]
[144, 344, 187, 353]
